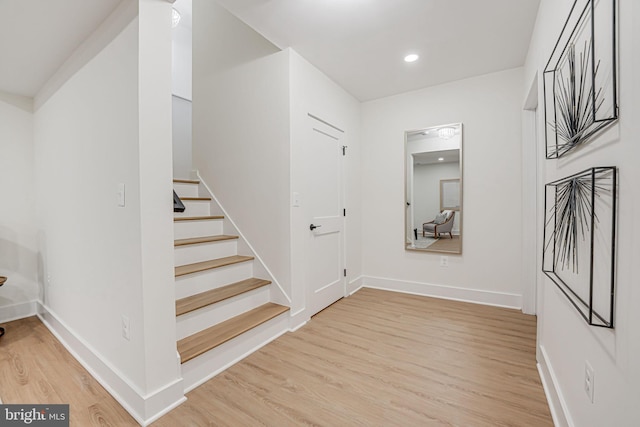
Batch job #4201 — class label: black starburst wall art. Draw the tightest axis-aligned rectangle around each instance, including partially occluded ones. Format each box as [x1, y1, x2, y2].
[543, 0, 618, 159]
[542, 167, 617, 328]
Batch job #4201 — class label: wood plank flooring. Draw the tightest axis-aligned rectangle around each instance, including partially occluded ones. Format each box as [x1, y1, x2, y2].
[429, 235, 461, 252]
[0, 317, 138, 426]
[162, 288, 552, 426]
[0, 289, 552, 426]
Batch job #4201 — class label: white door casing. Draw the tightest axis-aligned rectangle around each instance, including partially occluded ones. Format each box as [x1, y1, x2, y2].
[306, 114, 346, 317]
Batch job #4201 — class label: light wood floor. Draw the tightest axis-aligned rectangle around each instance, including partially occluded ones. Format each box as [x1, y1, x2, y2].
[429, 235, 461, 252]
[0, 289, 552, 426]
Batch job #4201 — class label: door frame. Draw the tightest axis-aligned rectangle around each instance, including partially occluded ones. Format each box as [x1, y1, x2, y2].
[305, 113, 347, 317]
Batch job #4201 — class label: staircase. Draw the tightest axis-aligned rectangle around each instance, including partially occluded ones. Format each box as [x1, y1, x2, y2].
[173, 178, 290, 392]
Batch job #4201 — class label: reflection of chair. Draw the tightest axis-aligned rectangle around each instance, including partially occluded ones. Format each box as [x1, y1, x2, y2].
[423, 211, 455, 238]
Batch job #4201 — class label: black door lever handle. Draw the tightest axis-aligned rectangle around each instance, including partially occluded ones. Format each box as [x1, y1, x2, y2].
[310, 224, 322, 231]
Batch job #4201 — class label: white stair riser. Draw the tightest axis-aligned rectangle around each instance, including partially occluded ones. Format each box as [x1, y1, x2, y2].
[175, 262, 254, 299]
[181, 313, 289, 392]
[174, 182, 199, 198]
[174, 220, 223, 240]
[174, 240, 238, 266]
[175, 200, 210, 217]
[176, 287, 270, 340]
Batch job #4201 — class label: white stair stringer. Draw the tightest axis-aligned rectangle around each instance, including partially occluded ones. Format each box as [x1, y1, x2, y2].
[176, 286, 270, 340]
[180, 311, 290, 392]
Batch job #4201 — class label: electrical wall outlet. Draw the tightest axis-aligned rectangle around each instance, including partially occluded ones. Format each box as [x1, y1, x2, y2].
[584, 361, 595, 403]
[122, 315, 131, 341]
[440, 256, 449, 267]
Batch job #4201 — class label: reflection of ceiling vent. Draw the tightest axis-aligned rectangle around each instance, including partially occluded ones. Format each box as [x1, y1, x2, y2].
[438, 127, 455, 139]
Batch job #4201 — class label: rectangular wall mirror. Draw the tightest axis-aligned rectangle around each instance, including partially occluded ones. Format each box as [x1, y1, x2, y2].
[405, 123, 462, 253]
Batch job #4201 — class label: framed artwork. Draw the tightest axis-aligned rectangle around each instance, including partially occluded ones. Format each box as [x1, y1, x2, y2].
[440, 179, 460, 211]
[543, 0, 618, 159]
[542, 167, 617, 328]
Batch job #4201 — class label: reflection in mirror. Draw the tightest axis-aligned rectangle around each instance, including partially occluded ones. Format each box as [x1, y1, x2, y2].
[405, 123, 462, 253]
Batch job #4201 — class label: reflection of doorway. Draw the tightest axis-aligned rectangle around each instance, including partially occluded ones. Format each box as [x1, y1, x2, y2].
[305, 116, 346, 317]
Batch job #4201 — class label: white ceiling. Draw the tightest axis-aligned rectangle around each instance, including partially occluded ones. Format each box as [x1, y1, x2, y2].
[216, 0, 541, 101]
[0, 0, 540, 102]
[0, 0, 122, 98]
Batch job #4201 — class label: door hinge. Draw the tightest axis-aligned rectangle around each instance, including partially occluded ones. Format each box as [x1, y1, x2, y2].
[344, 269, 347, 277]
[343, 208, 346, 217]
[342, 145, 347, 156]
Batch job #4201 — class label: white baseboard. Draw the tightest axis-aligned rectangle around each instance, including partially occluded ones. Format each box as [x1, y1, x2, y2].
[362, 276, 522, 309]
[289, 308, 309, 332]
[537, 344, 573, 427]
[347, 275, 364, 296]
[37, 302, 185, 426]
[0, 300, 37, 324]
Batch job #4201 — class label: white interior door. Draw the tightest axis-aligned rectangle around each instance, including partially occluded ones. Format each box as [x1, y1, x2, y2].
[306, 116, 345, 316]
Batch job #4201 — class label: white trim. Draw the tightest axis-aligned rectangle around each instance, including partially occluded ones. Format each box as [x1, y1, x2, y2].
[196, 171, 292, 305]
[347, 275, 364, 296]
[289, 308, 309, 331]
[0, 300, 37, 323]
[362, 276, 522, 309]
[37, 302, 185, 426]
[289, 320, 308, 332]
[537, 344, 573, 427]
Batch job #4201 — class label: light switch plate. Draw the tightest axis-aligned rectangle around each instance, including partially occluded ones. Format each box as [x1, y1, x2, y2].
[117, 183, 126, 207]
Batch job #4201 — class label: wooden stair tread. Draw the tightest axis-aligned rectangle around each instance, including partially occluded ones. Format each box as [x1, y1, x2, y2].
[175, 255, 254, 277]
[176, 278, 271, 316]
[174, 216, 223, 222]
[178, 303, 289, 363]
[180, 197, 211, 201]
[175, 235, 239, 246]
[173, 179, 200, 184]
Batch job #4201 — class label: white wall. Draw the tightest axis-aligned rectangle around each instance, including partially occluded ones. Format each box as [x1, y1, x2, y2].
[171, 1, 193, 179]
[525, 1, 640, 426]
[361, 68, 524, 307]
[32, 1, 181, 423]
[172, 96, 192, 178]
[171, 15, 192, 101]
[0, 96, 38, 322]
[412, 161, 459, 231]
[289, 49, 362, 321]
[192, 1, 291, 295]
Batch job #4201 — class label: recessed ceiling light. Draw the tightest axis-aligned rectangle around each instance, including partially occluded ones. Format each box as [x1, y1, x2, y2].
[438, 157, 444, 161]
[404, 54, 419, 63]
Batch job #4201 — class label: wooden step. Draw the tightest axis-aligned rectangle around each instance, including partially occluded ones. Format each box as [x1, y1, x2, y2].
[176, 278, 271, 316]
[177, 303, 289, 363]
[175, 235, 238, 247]
[173, 179, 200, 184]
[175, 255, 254, 277]
[174, 216, 223, 222]
[181, 197, 211, 201]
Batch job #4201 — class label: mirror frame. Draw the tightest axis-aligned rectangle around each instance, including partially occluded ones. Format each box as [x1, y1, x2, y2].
[404, 123, 463, 254]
